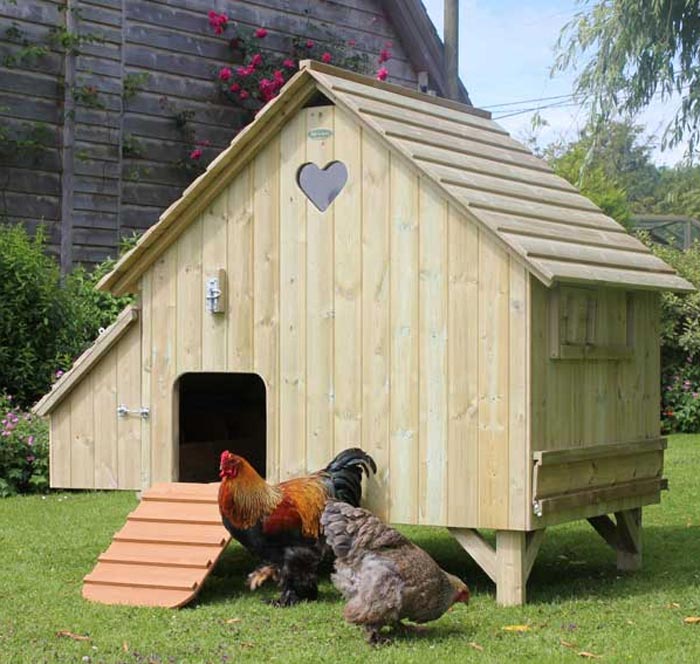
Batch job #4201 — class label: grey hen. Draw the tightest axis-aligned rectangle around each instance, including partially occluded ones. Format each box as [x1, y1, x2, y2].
[321, 501, 470, 644]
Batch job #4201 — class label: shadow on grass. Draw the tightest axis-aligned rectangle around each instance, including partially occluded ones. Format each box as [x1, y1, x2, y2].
[194, 521, 700, 610]
[402, 522, 700, 604]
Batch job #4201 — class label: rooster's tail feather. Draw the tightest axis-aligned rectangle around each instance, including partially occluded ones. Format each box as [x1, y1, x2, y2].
[324, 448, 376, 507]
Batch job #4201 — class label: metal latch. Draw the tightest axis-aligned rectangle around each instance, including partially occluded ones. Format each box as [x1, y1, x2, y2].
[117, 404, 150, 419]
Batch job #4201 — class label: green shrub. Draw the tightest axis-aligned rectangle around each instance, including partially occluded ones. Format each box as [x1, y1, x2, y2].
[645, 238, 700, 432]
[0, 224, 133, 409]
[0, 393, 49, 496]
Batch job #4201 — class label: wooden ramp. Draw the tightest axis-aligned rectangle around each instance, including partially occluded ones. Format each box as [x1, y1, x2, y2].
[83, 482, 231, 608]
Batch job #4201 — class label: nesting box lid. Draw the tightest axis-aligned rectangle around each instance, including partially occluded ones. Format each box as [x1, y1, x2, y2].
[98, 61, 693, 296]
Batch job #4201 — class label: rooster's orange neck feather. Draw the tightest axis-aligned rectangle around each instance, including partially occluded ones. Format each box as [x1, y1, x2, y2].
[218, 459, 282, 530]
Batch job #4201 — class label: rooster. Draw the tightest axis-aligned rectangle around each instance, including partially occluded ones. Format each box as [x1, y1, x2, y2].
[218, 448, 376, 606]
[321, 501, 470, 644]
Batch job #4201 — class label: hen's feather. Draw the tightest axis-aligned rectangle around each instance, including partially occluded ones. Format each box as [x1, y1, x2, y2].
[321, 501, 469, 631]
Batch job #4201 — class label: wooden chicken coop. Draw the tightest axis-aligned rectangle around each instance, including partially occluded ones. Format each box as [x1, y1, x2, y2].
[34, 61, 694, 606]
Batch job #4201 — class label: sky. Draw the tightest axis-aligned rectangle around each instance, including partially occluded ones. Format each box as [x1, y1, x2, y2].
[421, 0, 685, 166]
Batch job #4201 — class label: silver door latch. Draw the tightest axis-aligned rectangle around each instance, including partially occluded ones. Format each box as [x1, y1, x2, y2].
[117, 404, 150, 419]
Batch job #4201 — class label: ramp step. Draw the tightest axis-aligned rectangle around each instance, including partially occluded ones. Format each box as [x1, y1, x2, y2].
[98, 541, 220, 568]
[115, 520, 229, 546]
[83, 584, 192, 608]
[84, 562, 201, 591]
[129, 500, 223, 525]
[142, 482, 220, 503]
[83, 482, 232, 608]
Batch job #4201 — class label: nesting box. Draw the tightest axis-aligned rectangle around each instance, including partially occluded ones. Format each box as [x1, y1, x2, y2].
[34, 61, 693, 605]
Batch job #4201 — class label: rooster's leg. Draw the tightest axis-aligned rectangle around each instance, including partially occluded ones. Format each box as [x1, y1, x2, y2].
[269, 546, 320, 607]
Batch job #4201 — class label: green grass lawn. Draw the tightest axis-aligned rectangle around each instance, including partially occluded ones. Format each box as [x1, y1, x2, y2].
[1, 435, 699, 663]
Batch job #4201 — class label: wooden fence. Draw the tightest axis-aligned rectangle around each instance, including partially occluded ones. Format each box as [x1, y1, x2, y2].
[0, 0, 420, 269]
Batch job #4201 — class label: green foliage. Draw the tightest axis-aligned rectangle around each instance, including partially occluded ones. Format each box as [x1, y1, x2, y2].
[542, 120, 663, 226]
[549, 141, 632, 225]
[0, 224, 133, 409]
[72, 83, 104, 109]
[48, 23, 103, 55]
[554, 1, 700, 156]
[644, 239, 700, 433]
[2, 24, 49, 67]
[121, 133, 144, 158]
[0, 393, 48, 497]
[0, 121, 52, 162]
[122, 72, 150, 102]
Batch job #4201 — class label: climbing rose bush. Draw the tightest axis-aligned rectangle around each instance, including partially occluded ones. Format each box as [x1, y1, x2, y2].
[0, 393, 49, 497]
[207, 11, 393, 114]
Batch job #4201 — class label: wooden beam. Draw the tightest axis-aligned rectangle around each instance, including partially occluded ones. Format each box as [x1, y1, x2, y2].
[615, 508, 642, 570]
[534, 478, 667, 516]
[448, 528, 497, 583]
[59, 0, 76, 275]
[525, 529, 545, 580]
[444, 0, 459, 101]
[588, 509, 643, 571]
[533, 438, 667, 466]
[496, 531, 527, 606]
[588, 514, 619, 549]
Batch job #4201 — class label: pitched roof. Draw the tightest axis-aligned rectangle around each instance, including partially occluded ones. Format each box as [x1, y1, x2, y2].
[98, 61, 694, 295]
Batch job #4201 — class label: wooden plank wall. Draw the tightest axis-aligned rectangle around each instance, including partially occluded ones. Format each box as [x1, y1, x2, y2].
[50, 321, 142, 489]
[530, 282, 660, 452]
[0, 0, 418, 267]
[139, 105, 529, 530]
[0, 0, 64, 257]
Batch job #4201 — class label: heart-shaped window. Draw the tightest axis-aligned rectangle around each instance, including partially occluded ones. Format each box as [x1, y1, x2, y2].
[296, 161, 348, 212]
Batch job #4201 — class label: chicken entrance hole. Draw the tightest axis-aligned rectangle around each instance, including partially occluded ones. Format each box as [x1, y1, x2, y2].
[177, 372, 266, 482]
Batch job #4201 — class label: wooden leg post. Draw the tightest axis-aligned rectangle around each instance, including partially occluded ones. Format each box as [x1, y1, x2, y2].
[449, 528, 545, 606]
[496, 531, 527, 606]
[615, 508, 642, 571]
[588, 507, 642, 571]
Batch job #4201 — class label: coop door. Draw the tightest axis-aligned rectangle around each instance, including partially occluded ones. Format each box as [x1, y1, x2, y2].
[177, 372, 267, 482]
[549, 286, 634, 360]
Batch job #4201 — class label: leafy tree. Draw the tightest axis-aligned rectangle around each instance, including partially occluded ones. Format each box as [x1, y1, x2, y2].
[540, 119, 659, 225]
[554, 0, 700, 156]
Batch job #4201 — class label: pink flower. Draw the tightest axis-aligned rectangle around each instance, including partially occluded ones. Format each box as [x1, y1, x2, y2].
[347, 39, 357, 47]
[229, 82, 241, 92]
[27, 436, 34, 446]
[282, 58, 296, 69]
[237, 65, 252, 77]
[273, 69, 285, 83]
[255, 27, 268, 38]
[218, 67, 232, 81]
[208, 11, 228, 35]
[239, 90, 249, 99]
[189, 148, 203, 160]
[250, 53, 263, 68]
[321, 52, 332, 63]
[305, 39, 314, 48]
[378, 48, 391, 63]
[376, 67, 388, 81]
[55, 370, 64, 378]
